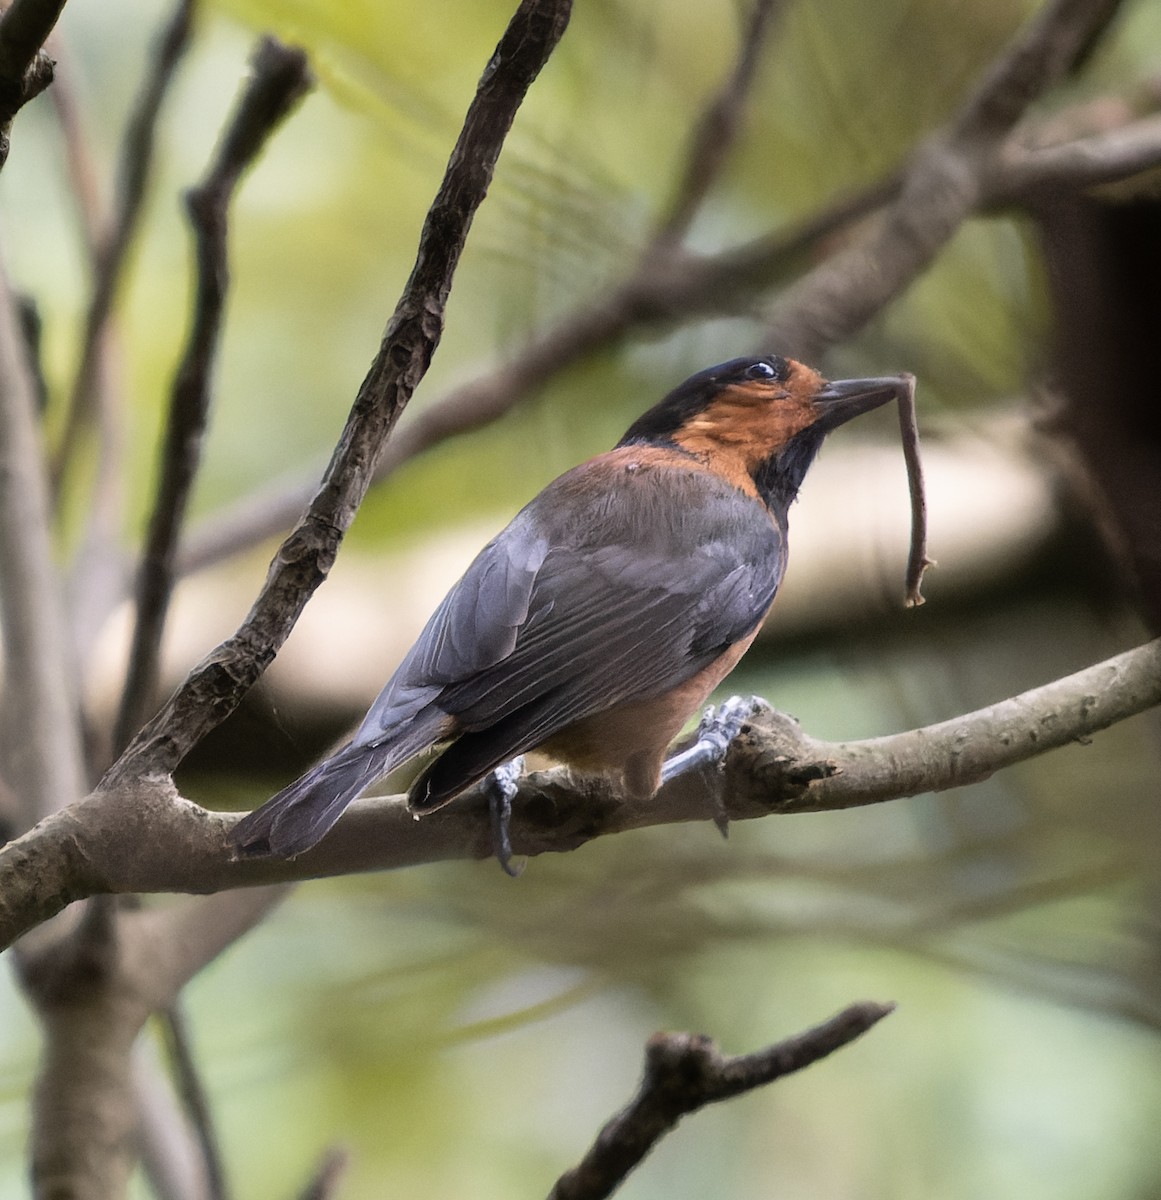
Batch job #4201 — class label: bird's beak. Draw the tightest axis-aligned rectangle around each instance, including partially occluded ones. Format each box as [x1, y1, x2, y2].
[812, 375, 908, 430]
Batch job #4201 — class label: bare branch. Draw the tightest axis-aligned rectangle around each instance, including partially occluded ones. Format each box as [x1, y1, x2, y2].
[948, 0, 1122, 142]
[53, 0, 197, 499]
[0, 255, 86, 827]
[45, 43, 103, 250]
[134, 1044, 217, 1200]
[2, 638, 1157, 948]
[296, 1148, 350, 1200]
[112, 37, 312, 756]
[548, 1003, 894, 1200]
[131, 886, 290, 1004]
[764, 0, 1127, 360]
[104, 0, 573, 786]
[0, 0, 66, 166]
[654, 0, 782, 245]
[158, 1003, 229, 1200]
[986, 112, 1161, 202]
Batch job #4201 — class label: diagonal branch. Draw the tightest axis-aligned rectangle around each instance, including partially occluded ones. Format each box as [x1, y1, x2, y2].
[1, 637, 1157, 949]
[548, 1004, 894, 1200]
[104, 0, 573, 788]
[763, 0, 1126, 360]
[112, 37, 312, 757]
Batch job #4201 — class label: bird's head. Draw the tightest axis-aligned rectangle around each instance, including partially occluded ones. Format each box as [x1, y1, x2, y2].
[619, 355, 909, 513]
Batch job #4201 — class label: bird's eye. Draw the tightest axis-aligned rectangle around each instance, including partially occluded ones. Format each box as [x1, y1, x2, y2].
[746, 361, 776, 381]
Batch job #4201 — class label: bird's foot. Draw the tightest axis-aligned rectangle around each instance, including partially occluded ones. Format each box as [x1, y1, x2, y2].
[660, 695, 764, 837]
[487, 756, 526, 878]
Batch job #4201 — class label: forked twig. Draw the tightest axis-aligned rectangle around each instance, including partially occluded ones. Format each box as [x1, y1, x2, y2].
[548, 1003, 894, 1200]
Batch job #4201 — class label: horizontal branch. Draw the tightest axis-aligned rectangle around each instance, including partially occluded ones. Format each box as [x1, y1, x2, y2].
[0, 638, 1156, 951]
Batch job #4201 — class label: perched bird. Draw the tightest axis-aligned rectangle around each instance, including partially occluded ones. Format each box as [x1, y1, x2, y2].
[232, 355, 907, 868]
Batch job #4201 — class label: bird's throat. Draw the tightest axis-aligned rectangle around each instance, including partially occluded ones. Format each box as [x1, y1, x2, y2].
[751, 424, 827, 517]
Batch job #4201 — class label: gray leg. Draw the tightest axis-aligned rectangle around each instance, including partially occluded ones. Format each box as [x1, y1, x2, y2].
[487, 755, 526, 878]
[660, 696, 764, 836]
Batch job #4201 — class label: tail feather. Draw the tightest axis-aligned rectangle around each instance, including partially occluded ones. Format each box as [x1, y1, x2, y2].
[232, 742, 392, 859]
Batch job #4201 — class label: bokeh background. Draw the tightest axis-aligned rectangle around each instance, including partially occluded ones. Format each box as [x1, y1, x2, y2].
[2, 0, 1161, 1196]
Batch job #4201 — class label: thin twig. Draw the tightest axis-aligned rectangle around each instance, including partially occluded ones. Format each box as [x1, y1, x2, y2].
[105, 0, 573, 786]
[53, 0, 197, 500]
[158, 1003, 228, 1200]
[985, 112, 1161, 203]
[895, 374, 931, 606]
[45, 42, 103, 251]
[548, 1003, 894, 1200]
[111, 37, 312, 757]
[133, 1043, 218, 1200]
[297, 1148, 350, 1200]
[654, 0, 782, 244]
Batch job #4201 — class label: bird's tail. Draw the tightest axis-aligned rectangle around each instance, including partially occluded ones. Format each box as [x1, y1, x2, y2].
[231, 740, 398, 859]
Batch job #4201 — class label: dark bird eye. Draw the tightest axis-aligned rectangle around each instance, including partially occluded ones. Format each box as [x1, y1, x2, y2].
[746, 361, 776, 380]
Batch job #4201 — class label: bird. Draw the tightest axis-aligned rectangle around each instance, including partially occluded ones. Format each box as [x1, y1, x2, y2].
[231, 354, 908, 869]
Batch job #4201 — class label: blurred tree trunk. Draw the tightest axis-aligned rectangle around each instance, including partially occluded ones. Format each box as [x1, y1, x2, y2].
[1038, 191, 1161, 631]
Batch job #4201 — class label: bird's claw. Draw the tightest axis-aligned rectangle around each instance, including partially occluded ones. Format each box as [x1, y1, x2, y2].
[488, 756, 526, 878]
[659, 695, 765, 836]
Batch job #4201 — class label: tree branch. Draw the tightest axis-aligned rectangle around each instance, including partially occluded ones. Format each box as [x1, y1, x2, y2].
[2, 638, 1156, 950]
[763, 0, 1127, 361]
[0, 253, 86, 827]
[653, 0, 782, 245]
[112, 36, 311, 757]
[548, 1003, 894, 1200]
[52, 0, 197, 502]
[104, 0, 573, 788]
[0, 0, 66, 166]
[985, 112, 1161, 202]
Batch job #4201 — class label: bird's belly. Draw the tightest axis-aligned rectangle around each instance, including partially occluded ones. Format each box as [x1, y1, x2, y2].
[534, 626, 761, 798]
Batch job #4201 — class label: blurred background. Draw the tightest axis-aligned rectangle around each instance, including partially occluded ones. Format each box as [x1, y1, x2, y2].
[2, 0, 1161, 1196]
